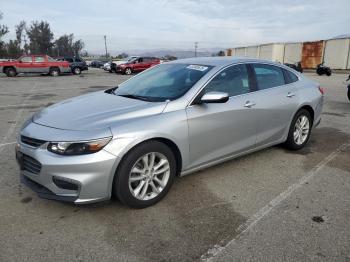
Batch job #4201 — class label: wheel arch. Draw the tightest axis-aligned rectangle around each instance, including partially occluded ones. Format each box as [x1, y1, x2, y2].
[110, 136, 183, 199]
[3, 66, 17, 74]
[298, 104, 314, 125]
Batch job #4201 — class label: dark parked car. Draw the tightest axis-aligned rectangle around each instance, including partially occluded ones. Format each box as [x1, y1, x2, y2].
[115, 57, 160, 75]
[89, 60, 106, 68]
[57, 57, 88, 75]
[284, 62, 303, 73]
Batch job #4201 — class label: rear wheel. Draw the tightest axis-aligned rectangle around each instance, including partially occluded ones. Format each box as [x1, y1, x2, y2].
[124, 67, 132, 75]
[284, 109, 312, 150]
[113, 141, 176, 208]
[49, 67, 60, 77]
[72, 67, 81, 75]
[5, 67, 17, 77]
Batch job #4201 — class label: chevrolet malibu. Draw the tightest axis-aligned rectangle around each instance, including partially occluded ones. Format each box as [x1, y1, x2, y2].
[16, 57, 323, 208]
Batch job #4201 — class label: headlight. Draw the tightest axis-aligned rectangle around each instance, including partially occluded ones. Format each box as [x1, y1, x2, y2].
[47, 137, 111, 155]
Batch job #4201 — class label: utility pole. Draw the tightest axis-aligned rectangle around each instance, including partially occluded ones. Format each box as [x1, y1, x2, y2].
[104, 35, 108, 58]
[194, 42, 198, 57]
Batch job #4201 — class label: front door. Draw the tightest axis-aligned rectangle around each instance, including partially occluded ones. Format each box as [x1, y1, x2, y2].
[185, 64, 257, 169]
[17, 56, 33, 73]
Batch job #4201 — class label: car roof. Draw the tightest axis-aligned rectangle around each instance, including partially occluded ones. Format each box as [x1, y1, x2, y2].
[169, 56, 282, 67]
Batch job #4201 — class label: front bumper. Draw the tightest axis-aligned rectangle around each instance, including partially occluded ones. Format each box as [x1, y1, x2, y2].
[16, 122, 121, 204]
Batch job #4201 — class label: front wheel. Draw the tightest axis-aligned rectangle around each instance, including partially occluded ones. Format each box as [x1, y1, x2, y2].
[5, 67, 17, 77]
[284, 109, 312, 150]
[124, 67, 132, 75]
[72, 67, 81, 75]
[113, 141, 176, 208]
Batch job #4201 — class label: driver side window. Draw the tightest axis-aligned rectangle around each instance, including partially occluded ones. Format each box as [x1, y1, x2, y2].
[203, 64, 250, 97]
[20, 56, 32, 63]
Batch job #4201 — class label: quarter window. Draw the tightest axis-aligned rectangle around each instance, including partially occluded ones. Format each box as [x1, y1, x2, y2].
[253, 64, 285, 90]
[20, 56, 32, 63]
[203, 64, 250, 97]
[283, 69, 299, 84]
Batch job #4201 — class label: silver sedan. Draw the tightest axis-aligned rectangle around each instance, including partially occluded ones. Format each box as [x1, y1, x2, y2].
[16, 57, 323, 208]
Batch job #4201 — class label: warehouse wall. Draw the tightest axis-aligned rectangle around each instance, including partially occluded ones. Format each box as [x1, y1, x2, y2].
[245, 46, 259, 58]
[235, 47, 246, 56]
[259, 44, 284, 62]
[324, 38, 350, 70]
[284, 43, 302, 64]
[226, 38, 350, 69]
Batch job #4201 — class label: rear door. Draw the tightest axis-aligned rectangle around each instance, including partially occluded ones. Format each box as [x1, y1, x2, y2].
[32, 56, 48, 73]
[185, 64, 258, 169]
[17, 56, 33, 73]
[250, 63, 300, 147]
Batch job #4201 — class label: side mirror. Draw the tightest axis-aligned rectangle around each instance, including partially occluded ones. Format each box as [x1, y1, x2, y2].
[200, 91, 229, 104]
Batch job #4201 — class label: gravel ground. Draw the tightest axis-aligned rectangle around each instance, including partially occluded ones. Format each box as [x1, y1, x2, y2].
[0, 69, 349, 262]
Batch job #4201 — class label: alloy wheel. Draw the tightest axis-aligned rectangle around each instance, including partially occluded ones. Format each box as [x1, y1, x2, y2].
[293, 115, 310, 145]
[128, 152, 170, 201]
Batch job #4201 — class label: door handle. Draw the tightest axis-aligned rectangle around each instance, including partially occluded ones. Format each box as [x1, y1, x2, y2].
[287, 92, 296, 98]
[244, 101, 256, 108]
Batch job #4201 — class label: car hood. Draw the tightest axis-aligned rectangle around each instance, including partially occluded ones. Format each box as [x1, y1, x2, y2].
[33, 91, 167, 131]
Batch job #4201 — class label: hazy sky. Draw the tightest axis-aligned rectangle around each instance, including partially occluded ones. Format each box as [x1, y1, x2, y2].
[1, 0, 349, 54]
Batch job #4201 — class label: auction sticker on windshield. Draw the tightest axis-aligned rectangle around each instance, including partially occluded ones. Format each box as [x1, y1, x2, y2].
[186, 65, 209, 71]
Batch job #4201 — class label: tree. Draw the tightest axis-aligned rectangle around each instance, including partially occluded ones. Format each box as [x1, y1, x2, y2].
[116, 53, 128, 59]
[6, 40, 21, 58]
[0, 12, 9, 57]
[26, 21, 54, 54]
[73, 39, 84, 56]
[53, 34, 84, 57]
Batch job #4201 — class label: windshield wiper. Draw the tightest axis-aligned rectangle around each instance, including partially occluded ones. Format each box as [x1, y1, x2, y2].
[118, 94, 151, 101]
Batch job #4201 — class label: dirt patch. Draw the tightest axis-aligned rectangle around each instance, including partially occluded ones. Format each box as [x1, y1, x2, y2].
[21, 197, 32, 203]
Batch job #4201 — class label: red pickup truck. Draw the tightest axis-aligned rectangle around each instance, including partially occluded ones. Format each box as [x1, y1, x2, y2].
[0, 55, 71, 77]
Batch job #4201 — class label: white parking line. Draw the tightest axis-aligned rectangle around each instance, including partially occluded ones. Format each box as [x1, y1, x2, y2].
[0, 142, 16, 147]
[201, 141, 350, 261]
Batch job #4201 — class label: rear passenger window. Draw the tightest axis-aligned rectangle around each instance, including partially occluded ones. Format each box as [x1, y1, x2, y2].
[253, 64, 285, 90]
[34, 56, 45, 63]
[283, 69, 299, 84]
[204, 64, 250, 97]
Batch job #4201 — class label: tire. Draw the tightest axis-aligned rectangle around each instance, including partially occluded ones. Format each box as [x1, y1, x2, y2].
[49, 67, 60, 77]
[316, 69, 322, 76]
[284, 109, 312, 150]
[5, 67, 17, 77]
[326, 70, 331, 76]
[124, 67, 132, 75]
[347, 88, 350, 101]
[72, 67, 81, 75]
[113, 141, 176, 208]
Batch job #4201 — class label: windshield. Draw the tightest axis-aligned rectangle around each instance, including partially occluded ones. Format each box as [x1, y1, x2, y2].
[114, 63, 213, 102]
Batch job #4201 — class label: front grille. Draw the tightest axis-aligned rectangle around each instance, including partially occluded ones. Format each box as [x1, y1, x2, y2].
[21, 135, 46, 148]
[22, 154, 42, 174]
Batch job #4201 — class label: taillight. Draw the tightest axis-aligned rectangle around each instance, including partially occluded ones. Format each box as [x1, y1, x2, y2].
[318, 87, 325, 95]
